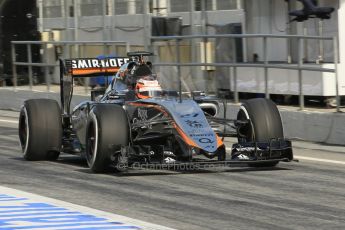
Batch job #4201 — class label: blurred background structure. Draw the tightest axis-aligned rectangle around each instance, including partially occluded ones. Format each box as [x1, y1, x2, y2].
[0, 0, 343, 109]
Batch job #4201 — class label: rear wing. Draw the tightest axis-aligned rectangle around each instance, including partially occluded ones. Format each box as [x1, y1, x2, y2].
[59, 57, 131, 115]
[63, 57, 130, 77]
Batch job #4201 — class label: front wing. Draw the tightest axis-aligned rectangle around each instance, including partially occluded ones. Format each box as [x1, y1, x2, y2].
[230, 138, 293, 161]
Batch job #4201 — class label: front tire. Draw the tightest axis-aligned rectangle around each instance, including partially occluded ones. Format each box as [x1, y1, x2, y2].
[85, 104, 129, 173]
[18, 99, 62, 160]
[237, 98, 283, 167]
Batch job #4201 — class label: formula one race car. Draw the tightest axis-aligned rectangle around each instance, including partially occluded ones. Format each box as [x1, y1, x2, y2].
[18, 51, 293, 173]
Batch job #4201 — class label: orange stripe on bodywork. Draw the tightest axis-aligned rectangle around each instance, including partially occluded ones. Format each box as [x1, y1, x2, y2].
[127, 102, 169, 118]
[173, 123, 199, 148]
[71, 67, 120, 76]
[216, 134, 224, 148]
[175, 124, 223, 150]
[127, 102, 155, 107]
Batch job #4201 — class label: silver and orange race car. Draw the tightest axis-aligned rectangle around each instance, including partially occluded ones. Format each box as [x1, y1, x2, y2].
[18, 51, 293, 173]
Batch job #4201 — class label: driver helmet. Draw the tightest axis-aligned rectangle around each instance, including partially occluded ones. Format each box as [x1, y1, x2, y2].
[134, 65, 162, 99]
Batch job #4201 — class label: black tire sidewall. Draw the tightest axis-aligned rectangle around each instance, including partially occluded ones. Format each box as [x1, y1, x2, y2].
[85, 104, 129, 173]
[238, 98, 283, 142]
[237, 98, 283, 167]
[19, 99, 62, 160]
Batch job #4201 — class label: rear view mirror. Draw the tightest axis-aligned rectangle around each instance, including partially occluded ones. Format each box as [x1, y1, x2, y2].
[91, 87, 106, 101]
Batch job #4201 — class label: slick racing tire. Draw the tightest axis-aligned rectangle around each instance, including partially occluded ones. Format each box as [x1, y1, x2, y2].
[18, 99, 62, 161]
[85, 104, 129, 173]
[237, 98, 283, 167]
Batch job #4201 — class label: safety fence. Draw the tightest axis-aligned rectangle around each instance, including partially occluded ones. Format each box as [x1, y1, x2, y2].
[8, 34, 339, 111]
[151, 34, 339, 111]
[10, 41, 130, 92]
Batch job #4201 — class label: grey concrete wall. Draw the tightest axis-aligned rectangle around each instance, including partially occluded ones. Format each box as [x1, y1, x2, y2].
[280, 109, 345, 144]
[1, 88, 344, 146]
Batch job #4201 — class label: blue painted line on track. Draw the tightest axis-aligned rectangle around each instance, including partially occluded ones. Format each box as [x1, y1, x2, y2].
[65, 227, 140, 230]
[0, 208, 67, 214]
[0, 211, 82, 218]
[0, 214, 113, 223]
[0, 198, 28, 202]
[0, 193, 142, 230]
[0, 203, 57, 209]
[0, 223, 140, 230]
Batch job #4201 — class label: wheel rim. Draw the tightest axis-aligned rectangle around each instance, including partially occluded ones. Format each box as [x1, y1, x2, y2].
[87, 123, 95, 165]
[18, 107, 29, 155]
[237, 106, 255, 143]
[86, 113, 98, 167]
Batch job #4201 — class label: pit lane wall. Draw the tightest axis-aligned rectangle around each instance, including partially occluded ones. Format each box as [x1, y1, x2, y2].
[1, 88, 345, 146]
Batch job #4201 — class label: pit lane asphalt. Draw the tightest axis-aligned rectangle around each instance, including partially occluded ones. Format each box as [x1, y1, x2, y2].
[1, 110, 345, 230]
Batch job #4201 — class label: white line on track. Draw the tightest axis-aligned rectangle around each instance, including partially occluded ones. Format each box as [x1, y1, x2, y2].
[294, 155, 345, 165]
[0, 119, 18, 124]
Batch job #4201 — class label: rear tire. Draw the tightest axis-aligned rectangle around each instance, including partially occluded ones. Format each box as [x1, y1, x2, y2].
[18, 99, 62, 160]
[85, 104, 129, 173]
[237, 98, 283, 167]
